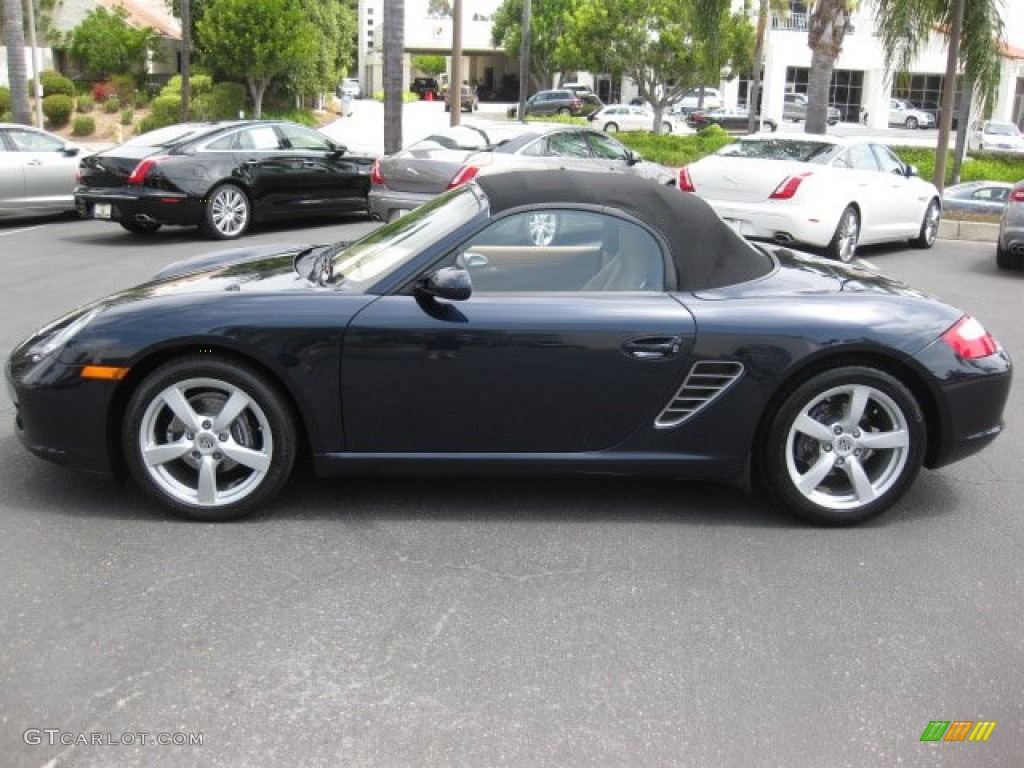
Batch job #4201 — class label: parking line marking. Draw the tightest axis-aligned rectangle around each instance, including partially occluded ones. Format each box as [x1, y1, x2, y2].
[0, 224, 46, 238]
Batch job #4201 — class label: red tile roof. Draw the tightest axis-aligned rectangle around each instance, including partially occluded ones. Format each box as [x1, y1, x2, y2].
[97, 0, 181, 39]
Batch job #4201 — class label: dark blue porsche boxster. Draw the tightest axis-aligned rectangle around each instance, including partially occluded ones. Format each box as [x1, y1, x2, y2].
[6, 171, 1012, 524]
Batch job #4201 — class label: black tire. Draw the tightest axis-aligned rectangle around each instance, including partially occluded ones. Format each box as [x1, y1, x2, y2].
[557, 107, 570, 116]
[123, 355, 296, 521]
[996, 243, 1021, 270]
[120, 220, 163, 235]
[766, 121, 778, 132]
[661, 122, 672, 134]
[825, 206, 859, 262]
[911, 199, 940, 249]
[756, 366, 925, 526]
[603, 122, 619, 133]
[202, 183, 250, 240]
[905, 116, 919, 130]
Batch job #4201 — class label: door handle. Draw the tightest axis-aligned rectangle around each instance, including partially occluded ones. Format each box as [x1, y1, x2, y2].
[623, 336, 682, 359]
[27, 159, 42, 166]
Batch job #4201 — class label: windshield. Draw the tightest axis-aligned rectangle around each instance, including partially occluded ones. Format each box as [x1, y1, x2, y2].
[718, 138, 842, 164]
[985, 122, 1020, 136]
[327, 185, 486, 290]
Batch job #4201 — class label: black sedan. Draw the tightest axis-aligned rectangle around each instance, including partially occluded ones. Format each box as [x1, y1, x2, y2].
[75, 120, 375, 239]
[687, 108, 778, 133]
[8, 171, 1011, 525]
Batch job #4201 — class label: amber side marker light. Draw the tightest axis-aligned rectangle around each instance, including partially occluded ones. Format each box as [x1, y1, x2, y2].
[81, 365, 130, 381]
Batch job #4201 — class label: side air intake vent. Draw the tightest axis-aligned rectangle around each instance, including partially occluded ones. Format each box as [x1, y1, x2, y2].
[655, 361, 745, 428]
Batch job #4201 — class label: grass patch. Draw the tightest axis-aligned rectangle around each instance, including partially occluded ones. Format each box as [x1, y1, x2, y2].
[892, 147, 1024, 185]
[617, 126, 735, 167]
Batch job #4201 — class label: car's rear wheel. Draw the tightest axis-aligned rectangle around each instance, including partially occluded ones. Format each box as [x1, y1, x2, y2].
[905, 116, 919, 129]
[603, 122, 619, 133]
[757, 367, 925, 525]
[203, 184, 250, 240]
[123, 356, 296, 521]
[912, 199, 940, 249]
[825, 206, 859, 262]
[120, 220, 162, 235]
[996, 242, 1021, 270]
[661, 122, 672, 134]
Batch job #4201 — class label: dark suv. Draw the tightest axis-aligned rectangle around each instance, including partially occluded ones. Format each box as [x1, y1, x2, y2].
[509, 89, 594, 118]
[411, 77, 440, 100]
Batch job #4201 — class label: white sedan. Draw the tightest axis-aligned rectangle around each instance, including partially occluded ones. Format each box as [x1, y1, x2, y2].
[588, 105, 675, 134]
[677, 135, 941, 261]
[968, 120, 1024, 153]
[1, 123, 86, 220]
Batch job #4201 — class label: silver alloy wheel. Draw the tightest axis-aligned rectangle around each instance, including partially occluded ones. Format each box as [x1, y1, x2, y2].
[209, 186, 249, 238]
[834, 208, 859, 262]
[784, 383, 910, 511]
[138, 377, 273, 508]
[527, 212, 558, 245]
[921, 201, 940, 246]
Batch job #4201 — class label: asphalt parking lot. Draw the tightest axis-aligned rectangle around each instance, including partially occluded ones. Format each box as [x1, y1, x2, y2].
[1, 216, 1021, 767]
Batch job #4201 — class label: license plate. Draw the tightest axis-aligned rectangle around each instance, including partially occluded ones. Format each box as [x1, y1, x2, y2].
[93, 203, 111, 220]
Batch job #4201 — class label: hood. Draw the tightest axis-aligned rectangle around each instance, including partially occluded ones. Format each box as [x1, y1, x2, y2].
[153, 243, 311, 281]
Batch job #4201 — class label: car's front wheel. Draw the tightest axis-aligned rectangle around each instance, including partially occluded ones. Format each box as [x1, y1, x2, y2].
[123, 356, 296, 521]
[757, 367, 925, 525]
[203, 183, 250, 240]
[825, 206, 859, 262]
[661, 122, 672, 134]
[905, 116, 919, 129]
[603, 122, 619, 133]
[912, 199, 940, 248]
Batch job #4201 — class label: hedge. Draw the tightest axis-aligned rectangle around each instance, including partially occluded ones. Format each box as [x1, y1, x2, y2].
[71, 115, 96, 136]
[42, 94, 74, 127]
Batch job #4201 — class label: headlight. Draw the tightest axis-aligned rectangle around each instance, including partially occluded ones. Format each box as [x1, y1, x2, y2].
[26, 307, 103, 363]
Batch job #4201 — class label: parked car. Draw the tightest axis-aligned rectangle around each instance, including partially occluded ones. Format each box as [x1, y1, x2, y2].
[673, 87, 722, 111]
[782, 93, 840, 125]
[1, 123, 87, 220]
[368, 122, 673, 224]
[677, 135, 941, 261]
[560, 82, 594, 96]
[996, 180, 1024, 269]
[8, 170, 1010, 525]
[686, 108, 778, 134]
[968, 120, 1024, 153]
[74, 121, 375, 240]
[507, 89, 600, 118]
[888, 99, 934, 129]
[941, 181, 1013, 217]
[589, 105, 675, 133]
[444, 83, 479, 113]
[410, 77, 440, 100]
[338, 78, 362, 99]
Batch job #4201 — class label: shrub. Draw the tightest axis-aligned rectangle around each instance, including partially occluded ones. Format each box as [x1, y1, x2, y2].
[103, 96, 121, 113]
[71, 115, 96, 136]
[372, 90, 419, 103]
[42, 94, 74, 127]
[38, 70, 75, 97]
[136, 115, 160, 135]
[262, 108, 317, 126]
[121, 107, 134, 125]
[109, 74, 137, 105]
[162, 74, 213, 97]
[149, 93, 181, 128]
[91, 81, 117, 101]
[0, 86, 10, 114]
[76, 94, 95, 112]
[195, 82, 246, 120]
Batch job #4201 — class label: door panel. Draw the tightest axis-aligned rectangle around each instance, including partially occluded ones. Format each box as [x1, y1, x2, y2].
[341, 294, 696, 452]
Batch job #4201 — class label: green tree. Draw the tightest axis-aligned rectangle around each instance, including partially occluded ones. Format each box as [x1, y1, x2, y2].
[198, 0, 317, 118]
[286, 0, 357, 102]
[557, 0, 753, 133]
[490, 0, 581, 91]
[68, 7, 161, 79]
[411, 55, 447, 77]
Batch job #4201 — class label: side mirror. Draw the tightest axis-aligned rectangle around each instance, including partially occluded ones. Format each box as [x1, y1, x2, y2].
[904, 163, 919, 178]
[626, 150, 642, 166]
[62, 145, 81, 157]
[419, 266, 472, 302]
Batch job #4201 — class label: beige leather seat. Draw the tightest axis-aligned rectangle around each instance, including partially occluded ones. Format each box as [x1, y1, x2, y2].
[581, 225, 662, 291]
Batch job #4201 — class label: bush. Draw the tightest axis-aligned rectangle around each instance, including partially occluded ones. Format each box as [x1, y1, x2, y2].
[136, 115, 160, 135]
[109, 74, 137, 105]
[148, 93, 181, 128]
[38, 70, 75, 98]
[42, 94, 74, 127]
[71, 115, 96, 136]
[162, 74, 213, 97]
[372, 90, 419, 103]
[0, 86, 10, 114]
[103, 96, 121, 113]
[195, 82, 246, 120]
[616, 129, 735, 167]
[261, 108, 317, 127]
[76, 94, 95, 112]
[91, 81, 117, 101]
[121, 107, 134, 125]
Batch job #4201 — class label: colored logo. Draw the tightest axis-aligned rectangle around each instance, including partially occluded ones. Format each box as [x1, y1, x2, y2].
[920, 720, 997, 742]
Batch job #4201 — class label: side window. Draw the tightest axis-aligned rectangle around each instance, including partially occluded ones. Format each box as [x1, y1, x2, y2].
[547, 132, 592, 158]
[205, 133, 236, 150]
[586, 131, 629, 161]
[830, 150, 853, 170]
[848, 144, 880, 171]
[453, 210, 664, 293]
[279, 124, 332, 151]
[870, 143, 905, 174]
[237, 126, 282, 151]
[519, 137, 549, 157]
[6, 128, 63, 152]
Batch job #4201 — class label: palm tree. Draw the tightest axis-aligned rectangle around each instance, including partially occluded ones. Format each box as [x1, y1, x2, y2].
[2, 0, 32, 125]
[382, 0, 405, 154]
[805, 0, 854, 135]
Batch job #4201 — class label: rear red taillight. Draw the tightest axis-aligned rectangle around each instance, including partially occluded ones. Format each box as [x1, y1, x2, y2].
[127, 155, 169, 185]
[447, 165, 480, 189]
[677, 166, 696, 192]
[942, 315, 999, 359]
[1010, 187, 1024, 203]
[370, 158, 384, 185]
[769, 172, 812, 200]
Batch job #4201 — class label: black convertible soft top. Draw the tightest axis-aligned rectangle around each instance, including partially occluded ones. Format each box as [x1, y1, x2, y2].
[474, 170, 773, 291]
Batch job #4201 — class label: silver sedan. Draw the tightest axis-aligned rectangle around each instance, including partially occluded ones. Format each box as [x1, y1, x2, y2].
[1, 123, 87, 220]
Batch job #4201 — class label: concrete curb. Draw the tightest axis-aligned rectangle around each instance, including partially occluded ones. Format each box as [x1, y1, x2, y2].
[938, 219, 999, 243]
